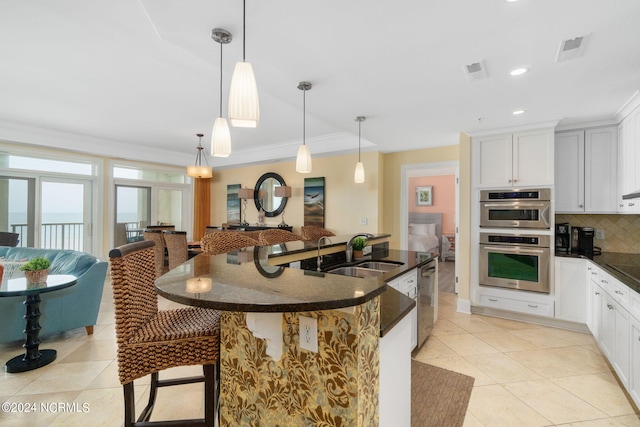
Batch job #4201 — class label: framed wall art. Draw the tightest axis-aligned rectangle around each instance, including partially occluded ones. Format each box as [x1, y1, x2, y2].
[416, 186, 433, 206]
[303, 177, 325, 228]
[227, 184, 241, 223]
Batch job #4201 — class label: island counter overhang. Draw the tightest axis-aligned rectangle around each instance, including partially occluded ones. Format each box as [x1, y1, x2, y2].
[154, 234, 429, 427]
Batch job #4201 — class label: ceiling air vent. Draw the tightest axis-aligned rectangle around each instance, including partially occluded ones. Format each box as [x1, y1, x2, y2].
[463, 60, 487, 81]
[556, 34, 589, 62]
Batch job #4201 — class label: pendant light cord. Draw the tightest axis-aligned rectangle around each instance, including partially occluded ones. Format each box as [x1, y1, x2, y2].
[358, 120, 361, 161]
[302, 88, 306, 146]
[219, 40, 223, 118]
[242, 0, 246, 62]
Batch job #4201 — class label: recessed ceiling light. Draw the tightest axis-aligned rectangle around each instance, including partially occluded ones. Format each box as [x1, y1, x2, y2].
[505, 0, 520, 3]
[510, 68, 528, 76]
[512, 110, 525, 115]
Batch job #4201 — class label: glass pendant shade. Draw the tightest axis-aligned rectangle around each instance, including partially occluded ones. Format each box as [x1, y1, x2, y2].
[296, 144, 312, 173]
[186, 165, 213, 179]
[211, 117, 231, 157]
[228, 61, 260, 128]
[354, 161, 365, 183]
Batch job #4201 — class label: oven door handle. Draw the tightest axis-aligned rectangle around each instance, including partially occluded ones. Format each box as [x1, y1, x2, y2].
[481, 246, 546, 254]
[481, 202, 548, 208]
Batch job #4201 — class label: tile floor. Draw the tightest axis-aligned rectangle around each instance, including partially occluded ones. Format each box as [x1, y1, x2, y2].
[1, 267, 639, 426]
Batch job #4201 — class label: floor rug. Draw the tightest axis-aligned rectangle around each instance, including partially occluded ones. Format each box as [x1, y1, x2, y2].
[411, 359, 475, 427]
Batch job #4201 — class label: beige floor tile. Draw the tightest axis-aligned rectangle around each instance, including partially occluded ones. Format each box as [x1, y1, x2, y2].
[431, 318, 469, 336]
[414, 356, 496, 386]
[555, 414, 640, 426]
[16, 361, 111, 395]
[464, 353, 543, 384]
[476, 315, 544, 330]
[547, 346, 611, 375]
[505, 379, 607, 424]
[467, 384, 552, 426]
[505, 348, 600, 379]
[449, 316, 504, 334]
[551, 373, 638, 417]
[463, 410, 486, 427]
[148, 382, 206, 422]
[437, 333, 500, 356]
[474, 331, 538, 352]
[414, 336, 460, 359]
[58, 338, 117, 363]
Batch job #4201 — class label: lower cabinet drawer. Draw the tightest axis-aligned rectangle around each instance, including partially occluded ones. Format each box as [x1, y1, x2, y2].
[479, 294, 554, 317]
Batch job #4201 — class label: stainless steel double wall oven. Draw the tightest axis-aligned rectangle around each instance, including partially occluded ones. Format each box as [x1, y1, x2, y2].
[479, 189, 552, 294]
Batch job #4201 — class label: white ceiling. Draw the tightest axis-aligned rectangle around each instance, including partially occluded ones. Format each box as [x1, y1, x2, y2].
[1, 0, 639, 169]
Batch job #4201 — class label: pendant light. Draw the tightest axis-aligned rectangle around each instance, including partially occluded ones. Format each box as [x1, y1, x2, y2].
[211, 28, 232, 157]
[296, 81, 312, 174]
[354, 116, 366, 183]
[186, 133, 213, 178]
[228, 0, 259, 127]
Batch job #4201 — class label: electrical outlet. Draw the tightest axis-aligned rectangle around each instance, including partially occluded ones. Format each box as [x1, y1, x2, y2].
[360, 217, 368, 225]
[299, 316, 318, 353]
[595, 229, 605, 240]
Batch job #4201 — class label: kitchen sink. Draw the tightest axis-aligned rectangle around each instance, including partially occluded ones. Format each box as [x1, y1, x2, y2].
[355, 261, 404, 272]
[327, 266, 386, 278]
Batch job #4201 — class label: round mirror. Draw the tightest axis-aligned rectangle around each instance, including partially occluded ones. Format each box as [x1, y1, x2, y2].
[254, 172, 287, 218]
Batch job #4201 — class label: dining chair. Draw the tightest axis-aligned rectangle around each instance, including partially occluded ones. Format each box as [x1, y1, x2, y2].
[142, 230, 166, 278]
[162, 230, 188, 270]
[258, 228, 303, 245]
[109, 240, 220, 427]
[200, 231, 260, 255]
[300, 225, 335, 241]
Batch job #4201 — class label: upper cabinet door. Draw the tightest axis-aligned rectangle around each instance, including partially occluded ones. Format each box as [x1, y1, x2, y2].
[618, 106, 640, 213]
[555, 130, 585, 212]
[475, 133, 513, 187]
[584, 127, 617, 212]
[513, 128, 555, 187]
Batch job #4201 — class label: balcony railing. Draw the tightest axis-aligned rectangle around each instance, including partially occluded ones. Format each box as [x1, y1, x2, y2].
[10, 223, 84, 251]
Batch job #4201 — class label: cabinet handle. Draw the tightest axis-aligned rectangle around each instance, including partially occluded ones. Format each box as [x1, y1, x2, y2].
[614, 290, 623, 295]
[578, 204, 584, 208]
[630, 203, 635, 207]
[601, 280, 608, 284]
[607, 304, 614, 310]
[528, 304, 538, 308]
[591, 272, 597, 275]
[619, 204, 624, 208]
[595, 291, 600, 295]
[407, 279, 414, 283]
[488, 298, 498, 302]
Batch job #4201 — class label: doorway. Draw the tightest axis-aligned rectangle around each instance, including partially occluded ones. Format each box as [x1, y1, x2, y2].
[400, 161, 459, 294]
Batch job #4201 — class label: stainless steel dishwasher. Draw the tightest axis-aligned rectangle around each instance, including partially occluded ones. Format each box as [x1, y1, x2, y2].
[414, 258, 437, 353]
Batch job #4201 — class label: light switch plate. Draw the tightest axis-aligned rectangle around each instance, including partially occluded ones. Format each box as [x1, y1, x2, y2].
[595, 229, 605, 240]
[299, 316, 318, 353]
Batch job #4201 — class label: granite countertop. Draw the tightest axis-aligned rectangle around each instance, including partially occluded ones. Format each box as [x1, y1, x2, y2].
[156, 241, 434, 338]
[557, 252, 640, 295]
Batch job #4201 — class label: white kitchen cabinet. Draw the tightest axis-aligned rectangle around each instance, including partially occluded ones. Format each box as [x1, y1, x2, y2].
[555, 126, 617, 213]
[555, 257, 586, 323]
[586, 263, 602, 339]
[379, 306, 413, 427]
[601, 291, 630, 386]
[617, 105, 640, 213]
[618, 106, 640, 211]
[474, 128, 554, 188]
[630, 318, 640, 407]
[478, 288, 554, 318]
[387, 269, 418, 349]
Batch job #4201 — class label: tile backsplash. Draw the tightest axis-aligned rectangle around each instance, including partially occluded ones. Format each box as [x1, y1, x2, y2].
[555, 214, 640, 254]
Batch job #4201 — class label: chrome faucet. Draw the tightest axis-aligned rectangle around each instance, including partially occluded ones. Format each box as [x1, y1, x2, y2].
[345, 233, 375, 263]
[317, 236, 333, 271]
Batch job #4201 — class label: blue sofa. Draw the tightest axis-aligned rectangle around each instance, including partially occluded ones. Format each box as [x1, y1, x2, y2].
[0, 246, 108, 343]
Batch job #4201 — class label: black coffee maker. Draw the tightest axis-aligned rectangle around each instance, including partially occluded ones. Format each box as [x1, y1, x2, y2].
[555, 223, 571, 253]
[576, 227, 595, 259]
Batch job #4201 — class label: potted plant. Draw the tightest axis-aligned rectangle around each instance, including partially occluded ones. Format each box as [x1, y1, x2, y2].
[19, 257, 52, 286]
[351, 237, 368, 259]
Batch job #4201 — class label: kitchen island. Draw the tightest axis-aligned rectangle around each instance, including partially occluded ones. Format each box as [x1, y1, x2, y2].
[156, 234, 435, 426]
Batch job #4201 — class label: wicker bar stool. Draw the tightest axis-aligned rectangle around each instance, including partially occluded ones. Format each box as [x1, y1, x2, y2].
[200, 231, 260, 255]
[109, 240, 220, 427]
[162, 230, 188, 270]
[142, 230, 166, 278]
[300, 225, 335, 241]
[258, 228, 302, 245]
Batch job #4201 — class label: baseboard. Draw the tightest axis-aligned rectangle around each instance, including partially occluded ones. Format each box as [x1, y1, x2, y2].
[470, 305, 590, 333]
[456, 298, 471, 314]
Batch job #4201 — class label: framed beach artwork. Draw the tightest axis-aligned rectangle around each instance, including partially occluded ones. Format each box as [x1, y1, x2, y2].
[226, 184, 241, 223]
[303, 177, 325, 228]
[416, 186, 433, 206]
